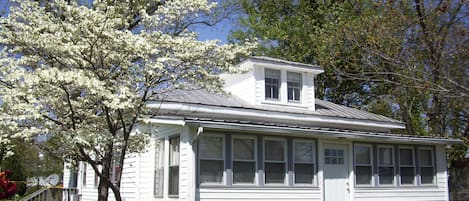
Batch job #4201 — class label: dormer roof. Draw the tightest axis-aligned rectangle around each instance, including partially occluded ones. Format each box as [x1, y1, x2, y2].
[239, 56, 324, 74]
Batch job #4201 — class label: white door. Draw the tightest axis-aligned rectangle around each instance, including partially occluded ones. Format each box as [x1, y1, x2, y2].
[323, 143, 349, 201]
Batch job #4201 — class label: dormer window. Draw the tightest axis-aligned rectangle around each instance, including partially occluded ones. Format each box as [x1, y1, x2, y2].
[265, 69, 281, 100]
[264, 68, 304, 104]
[287, 72, 302, 102]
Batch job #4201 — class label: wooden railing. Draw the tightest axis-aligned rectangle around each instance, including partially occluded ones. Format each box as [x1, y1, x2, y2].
[20, 187, 78, 201]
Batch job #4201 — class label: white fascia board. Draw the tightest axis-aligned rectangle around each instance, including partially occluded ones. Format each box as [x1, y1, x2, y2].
[146, 101, 406, 130]
[251, 62, 324, 75]
[144, 118, 186, 126]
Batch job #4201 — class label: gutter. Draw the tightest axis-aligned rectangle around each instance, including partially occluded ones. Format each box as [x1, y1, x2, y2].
[184, 120, 461, 145]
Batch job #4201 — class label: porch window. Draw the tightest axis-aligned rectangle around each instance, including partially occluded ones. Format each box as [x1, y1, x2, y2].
[265, 69, 281, 100]
[399, 147, 415, 185]
[419, 148, 434, 184]
[264, 139, 287, 184]
[232, 136, 256, 184]
[294, 140, 315, 184]
[199, 135, 224, 184]
[378, 146, 394, 185]
[169, 137, 180, 196]
[154, 139, 164, 197]
[354, 144, 373, 185]
[287, 72, 302, 102]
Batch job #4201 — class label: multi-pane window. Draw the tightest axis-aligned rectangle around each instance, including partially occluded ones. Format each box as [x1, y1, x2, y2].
[169, 137, 180, 196]
[294, 141, 315, 184]
[325, 148, 344, 165]
[354, 144, 373, 185]
[154, 139, 164, 197]
[232, 137, 256, 184]
[264, 139, 287, 184]
[265, 69, 281, 100]
[378, 146, 394, 185]
[419, 148, 435, 184]
[199, 135, 224, 184]
[399, 147, 415, 185]
[287, 72, 302, 102]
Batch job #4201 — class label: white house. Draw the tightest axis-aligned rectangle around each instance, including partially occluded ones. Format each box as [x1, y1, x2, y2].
[64, 56, 460, 201]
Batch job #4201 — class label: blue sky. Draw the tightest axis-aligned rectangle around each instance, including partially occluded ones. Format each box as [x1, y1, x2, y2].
[0, 0, 233, 43]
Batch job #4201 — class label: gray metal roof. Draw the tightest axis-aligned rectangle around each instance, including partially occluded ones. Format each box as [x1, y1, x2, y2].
[153, 89, 403, 124]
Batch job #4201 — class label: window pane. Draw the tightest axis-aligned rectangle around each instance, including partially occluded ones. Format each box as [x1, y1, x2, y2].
[154, 140, 164, 197]
[265, 140, 285, 161]
[200, 136, 223, 159]
[379, 167, 394, 185]
[169, 166, 179, 195]
[399, 148, 413, 166]
[233, 161, 256, 184]
[400, 167, 415, 184]
[379, 147, 393, 165]
[421, 167, 434, 184]
[200, 160, 224, 183]
[169, 137, 179, 196]
[287, 72, 301, 82]
[356, 166, 372, 185]
[295, 142, 313, 162]
[419, 149, 433, 166]
[233, 138, 255, 160]
[266, 68, 281, 78]
[170, 137, 180, 166]
[265, 162, 285, 184]
[295, 163, 314, 184]
[355, 146, 371, 164]
[265, 69, 281, 100]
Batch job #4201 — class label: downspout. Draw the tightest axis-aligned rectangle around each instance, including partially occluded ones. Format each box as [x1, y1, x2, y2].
[191, 126, 204, 144]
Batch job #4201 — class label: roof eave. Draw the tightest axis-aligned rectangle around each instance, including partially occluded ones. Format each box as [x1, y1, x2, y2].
[184, 120, 462, 145]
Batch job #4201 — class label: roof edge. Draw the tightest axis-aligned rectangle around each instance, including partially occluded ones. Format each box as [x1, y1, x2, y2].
[184, 119, 462, 145]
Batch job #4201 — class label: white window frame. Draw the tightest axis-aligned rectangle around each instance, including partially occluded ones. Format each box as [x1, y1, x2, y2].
[293, 139, 316, 186]
[287, 72, 302, 103]
[398, 146, 416, 186]
[377, 145, 395, 186]
[168, 136, 180, 198]
[418, 147, 435, 185]
[232, 135, 258, 185]
[263, 68, 304, 105]
[264, 68, 282, 101]
[263, 137, 288, 186]
[154, 138, 165, 198]
[354, 143, 374, 186]
[198, 133, 226, 186]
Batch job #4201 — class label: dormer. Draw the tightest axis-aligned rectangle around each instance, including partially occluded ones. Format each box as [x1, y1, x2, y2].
[221, 56, 324, 111]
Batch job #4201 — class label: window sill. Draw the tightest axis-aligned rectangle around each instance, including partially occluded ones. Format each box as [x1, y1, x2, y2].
[260, 100, 307, 109]
[354, 185, 438, 189]
[198, 185, 320, 190]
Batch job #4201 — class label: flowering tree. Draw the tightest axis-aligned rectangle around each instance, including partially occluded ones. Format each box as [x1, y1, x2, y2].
[0, 0, 254, 200]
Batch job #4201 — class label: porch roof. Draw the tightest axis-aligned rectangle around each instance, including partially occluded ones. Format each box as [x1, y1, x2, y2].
[148, 116, 462, 145]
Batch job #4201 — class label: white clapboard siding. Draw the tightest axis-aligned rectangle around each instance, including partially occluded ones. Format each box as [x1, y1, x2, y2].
[198, 188, 322, 201]
[354, 188, 448, 201]
[222, 69, 256, 105]
[63, 163, 72, 188]
[135, 141, 156, 201]
[79, 162, 98, 201]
